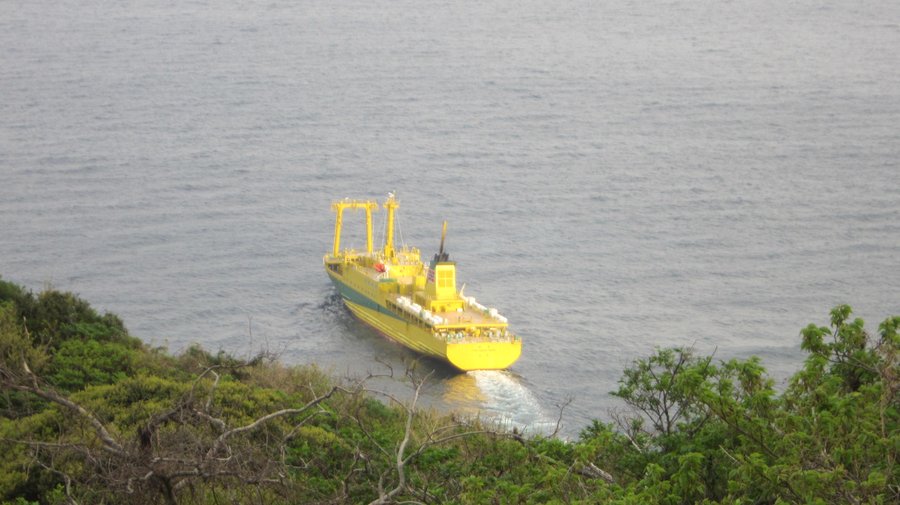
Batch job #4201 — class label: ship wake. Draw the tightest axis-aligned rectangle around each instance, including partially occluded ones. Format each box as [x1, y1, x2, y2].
[445, 370, 559, 436]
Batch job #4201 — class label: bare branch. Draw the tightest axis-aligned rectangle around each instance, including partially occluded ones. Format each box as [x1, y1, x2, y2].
[367, 370, 432, 505]
[550, 397, 573, 438]
[206, 384, 352, 459]
[36, 459, 80, 505]
[578, 461, 615, 483]
[5, 362, 126, 456]
[205, 370, 220, 411]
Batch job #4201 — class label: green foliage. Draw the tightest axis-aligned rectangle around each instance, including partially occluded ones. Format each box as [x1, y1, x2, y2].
[1, 281, 140, 395]
[0, 301, 51, 419]
[0, 301, 49, 374]
[596, 304, 899, 505]
[1, 277, 896, 505]
[612, 346, 715, 440]
[0, 278, 135, 350]
[0, 278, 35, 322]
[1, 498, 39, 505]
[47, 339, 135, 391]
[771, 305, 898, 504]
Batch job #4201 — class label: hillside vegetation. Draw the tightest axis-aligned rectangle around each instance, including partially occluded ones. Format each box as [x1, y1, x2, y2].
[1, 277, 897, 504]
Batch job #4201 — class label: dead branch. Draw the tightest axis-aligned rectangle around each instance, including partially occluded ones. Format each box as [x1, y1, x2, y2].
[33, 452, 80, 505]
[1, 355, 374, 505]
[5, 359, 126, 456]
[550, 396, 573, 438]
[576, 461, 615, 483]
[366, 370, 431, 505]
[209, 397, 330, 456]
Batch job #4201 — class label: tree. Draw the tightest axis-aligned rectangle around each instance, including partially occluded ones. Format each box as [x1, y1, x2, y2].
[3, 277, 897, 504]
[1, 350, 367, 504]
[595, 305, 899, 504]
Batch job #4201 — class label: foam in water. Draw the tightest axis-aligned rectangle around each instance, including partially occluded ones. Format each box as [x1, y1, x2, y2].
[443, 370, 559, 435]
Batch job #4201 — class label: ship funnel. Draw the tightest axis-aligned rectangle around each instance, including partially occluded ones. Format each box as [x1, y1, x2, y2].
[427, 220, 456, 300]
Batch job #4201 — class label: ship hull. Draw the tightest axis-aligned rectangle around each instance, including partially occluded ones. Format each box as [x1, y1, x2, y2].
[327, 271, 521, 371]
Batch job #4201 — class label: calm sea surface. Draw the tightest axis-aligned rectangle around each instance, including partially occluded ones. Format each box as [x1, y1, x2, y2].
[2, 0, 899, 435]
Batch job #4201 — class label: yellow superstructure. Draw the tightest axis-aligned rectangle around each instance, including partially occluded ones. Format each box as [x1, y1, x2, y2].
[323, 194, 522, 371]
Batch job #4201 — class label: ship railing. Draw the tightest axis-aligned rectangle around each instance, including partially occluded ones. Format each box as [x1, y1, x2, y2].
[435, 329, 517, 344]
[462, 296, 509, 323]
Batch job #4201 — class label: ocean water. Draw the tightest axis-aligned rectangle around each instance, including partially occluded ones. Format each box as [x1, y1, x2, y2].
[2, 0, 899, 436]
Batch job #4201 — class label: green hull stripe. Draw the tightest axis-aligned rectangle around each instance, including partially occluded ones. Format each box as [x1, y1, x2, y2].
[328, 274, 405, 323]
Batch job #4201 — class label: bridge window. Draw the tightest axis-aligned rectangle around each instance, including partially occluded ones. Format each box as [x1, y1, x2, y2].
[437, 269, 454, 288]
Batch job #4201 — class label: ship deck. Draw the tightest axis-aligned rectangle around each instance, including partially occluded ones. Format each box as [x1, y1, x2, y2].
[385, 293, 506, 327]
[431, 308, 500, 326]
[351, 260, 507, 328]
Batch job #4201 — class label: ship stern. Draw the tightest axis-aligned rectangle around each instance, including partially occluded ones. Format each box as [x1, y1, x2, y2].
[445, 341, 522, 371]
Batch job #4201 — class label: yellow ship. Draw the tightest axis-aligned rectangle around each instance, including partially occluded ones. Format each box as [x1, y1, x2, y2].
[323, 194, 522, 371]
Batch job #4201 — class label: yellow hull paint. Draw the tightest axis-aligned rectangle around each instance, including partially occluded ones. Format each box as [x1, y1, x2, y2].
[446, 342, 522, 371]
[337, 283, 523, 371]
[344, 299, 446, 358]
[326, 194, 522, 371]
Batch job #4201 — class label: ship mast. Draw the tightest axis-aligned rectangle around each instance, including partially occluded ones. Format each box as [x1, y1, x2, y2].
[331, 199, 379, 256]
[383, 193, 399, 259]
[436, 220, 448, 262]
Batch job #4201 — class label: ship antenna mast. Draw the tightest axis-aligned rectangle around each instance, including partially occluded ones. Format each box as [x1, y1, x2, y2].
[437, 220, 449, 262]
[383, 193, 399, 259]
